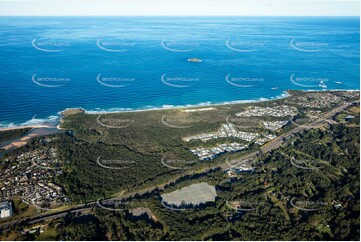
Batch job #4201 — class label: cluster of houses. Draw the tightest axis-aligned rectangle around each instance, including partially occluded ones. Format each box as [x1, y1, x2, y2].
[262, 121, 289, 131]
[285, 92, 347, 109]
[235, 105, 298, 118]
[182, 107, 291, 160]
[0, 148, 69, 210]
[190, 142, 248, 161]
[254, 134, 277, 145]
[183, 123, 260, 143]
[336, 91, 360, 100]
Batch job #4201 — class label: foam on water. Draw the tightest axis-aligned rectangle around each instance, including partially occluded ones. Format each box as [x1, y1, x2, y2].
[0, 17, 359, 126]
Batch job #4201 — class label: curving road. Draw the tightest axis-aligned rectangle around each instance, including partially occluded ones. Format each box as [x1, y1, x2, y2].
[0, 101, 357, 229]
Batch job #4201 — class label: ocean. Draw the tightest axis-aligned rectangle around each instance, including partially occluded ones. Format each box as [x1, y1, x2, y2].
[0, 16, 359, 128]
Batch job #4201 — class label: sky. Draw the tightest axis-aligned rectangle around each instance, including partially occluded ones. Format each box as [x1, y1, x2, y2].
[0, 0, 359, 16]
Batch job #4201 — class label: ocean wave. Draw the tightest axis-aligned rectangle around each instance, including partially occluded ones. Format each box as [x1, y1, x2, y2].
[0, 115, 60, 129]
[76, 91, 292, 115]
[58, 107, 85, 115]
[1, 89, 357, 129]
[304, 88, 360, 92]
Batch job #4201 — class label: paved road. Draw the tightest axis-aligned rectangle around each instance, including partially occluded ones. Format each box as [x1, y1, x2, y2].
[224, 101, 356, 169]
[0, 101, 356, 229]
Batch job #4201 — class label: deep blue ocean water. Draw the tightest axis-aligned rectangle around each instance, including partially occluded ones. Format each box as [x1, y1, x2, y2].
[0, 17, 359, 127]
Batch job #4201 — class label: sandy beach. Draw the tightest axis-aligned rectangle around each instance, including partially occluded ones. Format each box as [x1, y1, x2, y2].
[0, 126, 60, 156]
[0, 124, 54, 132]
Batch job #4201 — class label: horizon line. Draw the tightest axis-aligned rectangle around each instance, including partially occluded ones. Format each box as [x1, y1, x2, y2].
[0, 15, 359, 17]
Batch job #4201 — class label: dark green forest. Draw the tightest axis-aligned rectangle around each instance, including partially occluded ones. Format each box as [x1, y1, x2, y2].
[16, 121, 359, 241]
[0, 91, 359, 241]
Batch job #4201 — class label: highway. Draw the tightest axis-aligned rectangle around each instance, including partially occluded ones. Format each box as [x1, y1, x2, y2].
[223, 101, 356, 169]
[0, 101, 356, 229]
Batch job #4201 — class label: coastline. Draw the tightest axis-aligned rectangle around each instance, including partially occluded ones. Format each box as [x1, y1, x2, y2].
[74, 90, 292, 115]
[0, 124, 54, 132]
[57, 89, 361, 116]
[1, 89, 359, 132]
